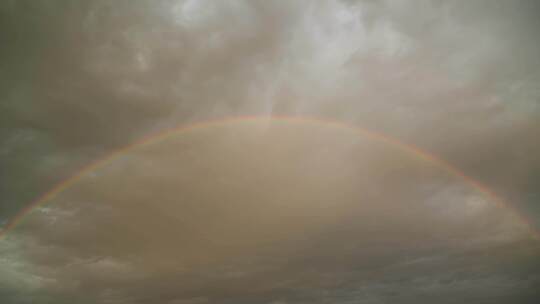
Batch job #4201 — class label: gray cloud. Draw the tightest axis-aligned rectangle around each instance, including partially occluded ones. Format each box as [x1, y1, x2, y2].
[1, 0, 540, 303]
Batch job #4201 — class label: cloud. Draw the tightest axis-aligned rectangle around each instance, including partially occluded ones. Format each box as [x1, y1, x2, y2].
[1, 0, 540, 303]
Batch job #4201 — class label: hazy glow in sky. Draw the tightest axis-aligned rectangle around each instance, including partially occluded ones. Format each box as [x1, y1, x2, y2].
[1, 1, 540, 303]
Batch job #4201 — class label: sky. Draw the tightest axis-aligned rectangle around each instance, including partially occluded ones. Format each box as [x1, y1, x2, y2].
[1, 1, 540, 303]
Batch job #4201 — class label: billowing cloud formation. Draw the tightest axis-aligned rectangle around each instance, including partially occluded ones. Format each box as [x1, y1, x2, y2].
[1, 1, 540, 303]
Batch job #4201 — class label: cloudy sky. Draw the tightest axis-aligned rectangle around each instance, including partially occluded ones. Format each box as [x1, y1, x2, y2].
[1, 1, 540, 303]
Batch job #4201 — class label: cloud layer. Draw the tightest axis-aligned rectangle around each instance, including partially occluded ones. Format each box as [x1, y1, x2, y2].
[1, 1, 540, 303]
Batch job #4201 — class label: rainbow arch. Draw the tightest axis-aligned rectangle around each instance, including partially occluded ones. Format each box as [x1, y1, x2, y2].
[1, 115, 538, 240]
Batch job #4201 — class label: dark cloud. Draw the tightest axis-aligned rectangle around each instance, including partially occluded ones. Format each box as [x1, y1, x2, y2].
[1, 1, 540, 303]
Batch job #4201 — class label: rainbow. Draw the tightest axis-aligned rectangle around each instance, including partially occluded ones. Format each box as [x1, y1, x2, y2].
[1, 115, 538, 240]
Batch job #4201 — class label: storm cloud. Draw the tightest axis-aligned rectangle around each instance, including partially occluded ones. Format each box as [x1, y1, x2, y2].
[1, 1, 540, 303]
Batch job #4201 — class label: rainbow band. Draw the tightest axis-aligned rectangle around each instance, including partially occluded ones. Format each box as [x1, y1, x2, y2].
[1, 115, 538, 240]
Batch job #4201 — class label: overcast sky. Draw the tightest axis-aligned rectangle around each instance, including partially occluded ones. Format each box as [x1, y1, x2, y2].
[1, 1, 540, 303]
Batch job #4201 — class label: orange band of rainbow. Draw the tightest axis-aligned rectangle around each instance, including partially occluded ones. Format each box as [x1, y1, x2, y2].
[1, 115, 538, 240]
